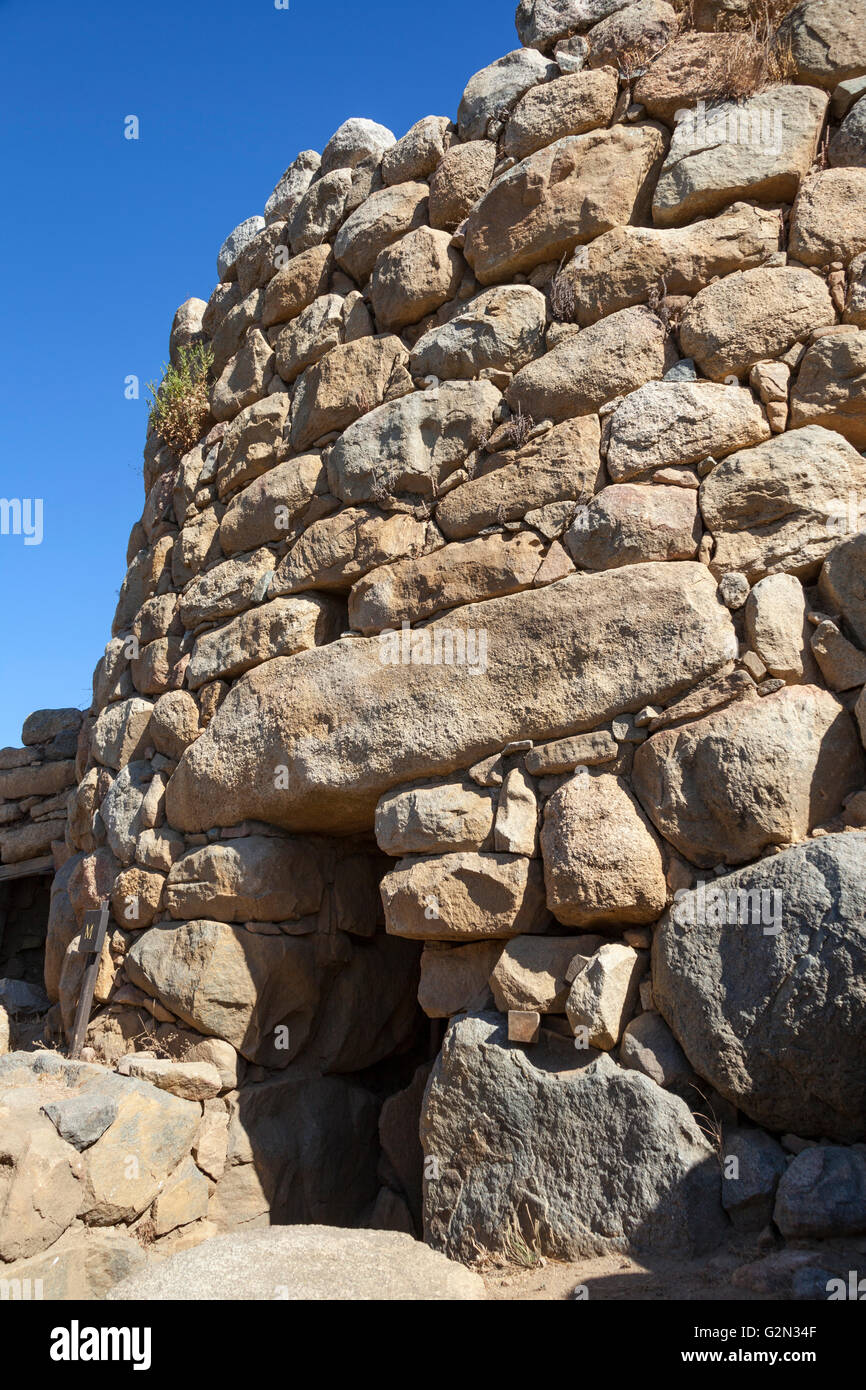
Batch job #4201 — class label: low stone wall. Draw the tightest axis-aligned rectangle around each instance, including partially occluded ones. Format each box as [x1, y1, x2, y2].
[0, 708, 82, 870]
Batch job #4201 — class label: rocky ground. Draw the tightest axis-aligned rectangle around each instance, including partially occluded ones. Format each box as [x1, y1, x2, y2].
[485, 1241, 866, 1300]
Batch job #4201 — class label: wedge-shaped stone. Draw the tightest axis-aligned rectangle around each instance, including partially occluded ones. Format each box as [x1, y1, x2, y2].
[566, 484, 700, 570]
[152, 1155, 210, 1236]
[273, 507, 436, 594]
[376, 780, 496, 855]
[566, 941, 645, 1049]
[333, 183, 429, 285]
[699, 425, 866, 580]
[187, 594, 343, 689]
[349, 532, 546, 633]
[558, 202, 780, 327]
[494, 764, 539, 855]
[607, 381, 770, 481]
[218, 455, 327, 556]
[679, 267, 835, 381]
[542, 772, 668, 927]
[410, 285, 547, 381]
[326, 379, 502, 506]
[435, 415, 602, 539]
[652, 87, 828, 228]
[507, 306, 674, 420]
[789, 168, 866, 266]
[502, 69, 618, 160]
[653, 833, 866, 1140]
[790, 329, 866, 448]
[633, 685, 863, 866]
[166, 562, 737, 834]
[164, 836, 325, 922]
[491, 935, 603, 1013]
[464, 126, 668, 284]
[810, 617, 866, 690]
[422, 1014, 726, 1260]
[381, 852, 550, 940]
[291, 335, 413, 450]
[620, 1011, 693, 1094]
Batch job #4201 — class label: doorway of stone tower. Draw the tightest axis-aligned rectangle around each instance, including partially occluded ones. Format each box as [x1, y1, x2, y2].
[0, 858, 52, 1048]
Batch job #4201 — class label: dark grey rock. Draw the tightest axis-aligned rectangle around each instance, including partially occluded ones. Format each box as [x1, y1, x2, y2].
[774, 1145, 866, 1239]
[421, 1012, 727, 1262]
[21, 708, 82, 746]
[0, 979, 50, 1013]
[664, 358, 698, 381]
[42, 1088, 120, 1151]
[653, 833, 866, 1142]
[721, 1128, 787, 1232]
[829, 95, 866, 167]
[620, 1010, 694, 1095]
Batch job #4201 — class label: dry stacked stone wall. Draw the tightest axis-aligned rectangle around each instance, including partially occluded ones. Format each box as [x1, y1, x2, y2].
[12, 0, 866, 1271]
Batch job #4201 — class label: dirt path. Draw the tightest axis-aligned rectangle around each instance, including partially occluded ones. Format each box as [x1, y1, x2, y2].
[485, 1247, 768, 1300]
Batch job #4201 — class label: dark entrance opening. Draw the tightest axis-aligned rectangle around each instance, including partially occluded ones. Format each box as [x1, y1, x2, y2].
[0, 863, 52, 1045]
[0, 869, 51, 984]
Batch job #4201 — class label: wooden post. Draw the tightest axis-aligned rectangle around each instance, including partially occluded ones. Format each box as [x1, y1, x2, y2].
[69, 899, 110, 1060]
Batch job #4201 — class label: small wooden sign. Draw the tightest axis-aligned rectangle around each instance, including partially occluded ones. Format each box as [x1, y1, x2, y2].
[69, 900, 110, 1059]
[77, 904, 109, 956]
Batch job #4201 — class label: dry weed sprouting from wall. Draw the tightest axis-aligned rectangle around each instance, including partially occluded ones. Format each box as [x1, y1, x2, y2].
[666, 0, 797, 101]
[147, 341, 214, 458]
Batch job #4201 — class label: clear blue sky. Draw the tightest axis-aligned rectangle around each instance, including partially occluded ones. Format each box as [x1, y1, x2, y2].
[0, 0, 516, 749]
